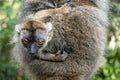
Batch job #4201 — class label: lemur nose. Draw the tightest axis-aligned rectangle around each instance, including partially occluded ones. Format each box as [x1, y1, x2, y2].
[29, 52, 36, 55]
[28, 43, 38, 56]
[28, 48, 38, 56]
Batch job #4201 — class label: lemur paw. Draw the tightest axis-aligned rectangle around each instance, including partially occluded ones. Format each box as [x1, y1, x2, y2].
[56, 50, 68, 61]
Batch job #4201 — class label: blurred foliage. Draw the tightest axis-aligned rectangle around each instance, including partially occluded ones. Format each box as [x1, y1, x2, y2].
[93, 0, 120, 80]
[0, 0, 31, 80]
[0, 0, 120, 80]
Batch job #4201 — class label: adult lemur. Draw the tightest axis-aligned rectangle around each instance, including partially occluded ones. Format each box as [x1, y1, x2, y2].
[12, 0, 109, 80]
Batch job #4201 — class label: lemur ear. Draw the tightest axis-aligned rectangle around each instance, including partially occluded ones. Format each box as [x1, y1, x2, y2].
[43, 16, 53, 33]
[43, 16, 53, 23]
[15, 24, 22, 33]
[45, 22, 52, 33]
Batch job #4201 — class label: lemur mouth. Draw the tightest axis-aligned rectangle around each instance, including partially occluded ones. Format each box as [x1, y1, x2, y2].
[34, 55, 65, 62]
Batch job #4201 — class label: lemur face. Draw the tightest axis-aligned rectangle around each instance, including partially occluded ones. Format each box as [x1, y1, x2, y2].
[15, 20, 53, 55]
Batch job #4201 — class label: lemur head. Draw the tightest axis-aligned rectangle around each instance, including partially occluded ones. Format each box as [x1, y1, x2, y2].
[15, 19, 53, 55]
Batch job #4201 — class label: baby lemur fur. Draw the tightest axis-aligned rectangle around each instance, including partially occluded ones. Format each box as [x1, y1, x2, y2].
[12, 0, 109, 80]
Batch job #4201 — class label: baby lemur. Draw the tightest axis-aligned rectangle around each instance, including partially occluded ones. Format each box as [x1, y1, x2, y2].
[14, 4, 70, 62]
[12, 0, 109, 80]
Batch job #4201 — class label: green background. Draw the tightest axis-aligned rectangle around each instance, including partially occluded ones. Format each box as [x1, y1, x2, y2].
[0, 0, 120, 80]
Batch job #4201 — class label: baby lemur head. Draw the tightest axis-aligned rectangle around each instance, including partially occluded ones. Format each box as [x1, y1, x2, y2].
[15, 19, 53, 55]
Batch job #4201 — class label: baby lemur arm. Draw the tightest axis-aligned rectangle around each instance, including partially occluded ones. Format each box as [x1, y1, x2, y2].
[39, 50, 68, 62]
[27, 4, 70, 19]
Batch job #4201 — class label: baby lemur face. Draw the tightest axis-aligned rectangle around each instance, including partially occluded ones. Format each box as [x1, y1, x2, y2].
[16, 20, 53, 55]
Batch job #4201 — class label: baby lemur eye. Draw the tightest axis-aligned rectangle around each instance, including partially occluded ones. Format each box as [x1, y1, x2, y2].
[37, 40, 44, 45]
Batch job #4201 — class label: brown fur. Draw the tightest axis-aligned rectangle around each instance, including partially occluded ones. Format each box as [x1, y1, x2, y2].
[21, 20, 46, 30]
[22, 4, 70, 30]
[12, 0, 109, 80]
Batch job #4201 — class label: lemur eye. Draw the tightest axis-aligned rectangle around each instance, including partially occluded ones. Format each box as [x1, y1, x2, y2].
[37, 40, 44, 45]
[22, 39, 29, 46]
